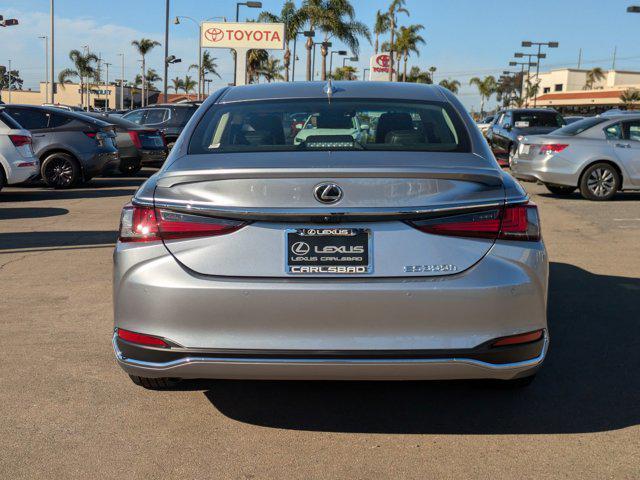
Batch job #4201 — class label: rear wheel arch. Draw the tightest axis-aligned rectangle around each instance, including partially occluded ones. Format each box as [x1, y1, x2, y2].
[39, 149, 84, 176]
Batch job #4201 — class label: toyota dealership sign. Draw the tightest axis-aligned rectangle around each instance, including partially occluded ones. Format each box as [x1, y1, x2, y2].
[201, 22, 285, 50]
[369, 53, 396, 81]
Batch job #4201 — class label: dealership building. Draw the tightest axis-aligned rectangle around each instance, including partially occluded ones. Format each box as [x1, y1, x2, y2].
[530, 68, 640, 114]
[0, 81, 151, 109]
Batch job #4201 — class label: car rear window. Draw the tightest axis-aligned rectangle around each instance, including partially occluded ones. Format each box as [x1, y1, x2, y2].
[0, 111, 22, 129]
[171, 106, 198, 126]
[189, 99, 470, 154]
[513, 111, 564, 128]
[552, 116, 609, 136]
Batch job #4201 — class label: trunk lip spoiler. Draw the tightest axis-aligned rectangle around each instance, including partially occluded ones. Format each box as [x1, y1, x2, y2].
[135, 197, 529, 222]
[155, 167, 504, 188]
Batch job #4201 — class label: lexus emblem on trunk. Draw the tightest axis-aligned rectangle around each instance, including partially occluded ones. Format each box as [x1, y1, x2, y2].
[314, 183, 343, 204]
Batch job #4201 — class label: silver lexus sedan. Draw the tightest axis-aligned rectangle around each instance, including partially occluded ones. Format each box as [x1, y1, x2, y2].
[511, 114, 640, 200]
[113, 82, 548, 389]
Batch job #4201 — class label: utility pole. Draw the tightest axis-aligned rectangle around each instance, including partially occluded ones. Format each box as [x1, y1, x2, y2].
[577, 48, 582, 69]
[7, 59, 11, 103]
[163, 0, 169, 101]
[612, 46, 617, 70]
[104, 62, 111, 110]
[50, 0, 55, 103]
[38, 35, 49, 103]
[118, 53, 124, 110]
[522, 40, 559, 107]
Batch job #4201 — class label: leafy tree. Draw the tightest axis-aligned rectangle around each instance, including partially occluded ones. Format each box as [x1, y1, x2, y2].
[247, 49, 269, 84]
[131, 38, 161, 106]
[299, 0, 370, 81]
[182, 75, 197, 94]
[331, 65, 358, 80]
[0, 66, 23, 91]
[583, 67, 606, 90]
[469, 75, 497, 115]
[496, 74, 521, 107]
[406, 66, 431, 84]
[258, 56, 285, 82]
[171, 77, 184, 94]
[57, 49, 98, 109]
[386, 0, 409, 81]
[258, 2, 303, 81]
[189, 51, 221, 97]
[438, 79, 461, 94]
[619, 88, 640, 109]
[373, 10, 390, 55]
[395, 24, 425, 82]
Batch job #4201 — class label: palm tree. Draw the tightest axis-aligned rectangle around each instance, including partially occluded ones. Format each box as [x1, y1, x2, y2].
[583, 67, 606, 90]
[439, 79, 461, 94]
[0, 67, 23, 91]
[299, 0, 370, 81]
[247, 49, 269, 83]
[525, 78, 540, 105]
[258, 56, 285, 83]
[258, 2, 303, 82]
[332, 65, 358, 80]
[171, 77, 184, 94]
[189, 51, 221, 97]
[386, 0, 409, 81]
[395, 24, 425, 82]
[620, 88, 640, 110]
[373, 10, 390, 55]
[406, 66, 430, 84]
[57, 49, 98, 109]
[182, 75, 197, 95]
[131, 38, 160, 107]
[495, 74, 519, 107]
[469, 75, 496, 116]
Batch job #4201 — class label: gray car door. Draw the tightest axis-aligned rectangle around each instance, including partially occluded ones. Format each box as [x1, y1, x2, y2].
[613, 120, 640, 185]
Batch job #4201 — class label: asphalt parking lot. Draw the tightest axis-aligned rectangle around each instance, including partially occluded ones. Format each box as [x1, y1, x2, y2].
[1, 172, 639, 479]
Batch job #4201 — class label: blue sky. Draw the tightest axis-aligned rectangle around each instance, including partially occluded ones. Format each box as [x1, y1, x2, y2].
[2, 0, 640, 110]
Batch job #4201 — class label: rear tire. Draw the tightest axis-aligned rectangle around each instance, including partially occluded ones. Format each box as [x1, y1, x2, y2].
[495, 374, 537, 388]
[579, 163, 620, 201]
[545, 184, 576, 196]
[41, 153, 81, 189]
[128, 375, 181, 390]
[119, 159, 142, 175]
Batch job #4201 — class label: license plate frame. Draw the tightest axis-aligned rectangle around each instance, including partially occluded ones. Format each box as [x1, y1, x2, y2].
[285, 227, 372, 275]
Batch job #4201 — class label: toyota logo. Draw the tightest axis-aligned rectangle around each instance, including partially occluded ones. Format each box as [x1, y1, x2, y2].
[314, 183, 343, 204]
[376, 55, 391, 68]
[291, 241, 310, 255]
[204, 27, 224, 42]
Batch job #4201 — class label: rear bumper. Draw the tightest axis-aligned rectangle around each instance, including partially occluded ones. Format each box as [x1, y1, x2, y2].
[139, 149, 167, 165]
[84, 150, 119, 177]
[114, 332, 548, 381]
[511, 154, 580, 186]
[113, 240, 548, 380]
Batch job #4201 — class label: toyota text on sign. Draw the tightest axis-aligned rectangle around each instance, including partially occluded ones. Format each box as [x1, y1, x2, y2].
[201, 22, 285, 50]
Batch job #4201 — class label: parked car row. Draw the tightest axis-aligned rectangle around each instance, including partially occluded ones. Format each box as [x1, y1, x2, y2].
[0, 102, 199, 190]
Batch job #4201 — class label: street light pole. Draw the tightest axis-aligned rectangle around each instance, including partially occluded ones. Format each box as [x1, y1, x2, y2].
[50, 0, 55, 103]
[233, 2, 262, 85]
[329, 50, 347, 78]
[521, 40, 559, 107]
[38, 35, 49, 103]
[104, 62, 111, 110]
[7, 59, 11, 103]
[118, 53, 124, 110]
[163, 0, 170, 102]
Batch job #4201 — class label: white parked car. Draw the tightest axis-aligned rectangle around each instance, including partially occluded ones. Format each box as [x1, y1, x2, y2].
[0, 109, 39, 191]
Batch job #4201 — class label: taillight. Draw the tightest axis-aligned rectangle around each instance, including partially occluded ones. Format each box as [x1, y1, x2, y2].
[539, 144, 568, 154]
[117, 328, 170, 348]
[118, 204, 246, 242]
[409, 203, 541, 241]
[9, 134, 31, 147]
[84, 131, 97, 139]
[128, 130, 142, 148]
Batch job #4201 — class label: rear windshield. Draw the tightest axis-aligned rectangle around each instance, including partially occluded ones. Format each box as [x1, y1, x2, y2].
[189, 99, 470, 154]
[0, 111, 22, 129]
[513, 111, 565, 128]
[171, 106, 198, 126]
[552, 116, 609, 136]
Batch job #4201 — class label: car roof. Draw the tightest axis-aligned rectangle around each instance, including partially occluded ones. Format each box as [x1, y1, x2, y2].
[80, 111, 147, 129]
[505, 108, 559, 113]
[216, 81, 447, 104]
[3, 104, 113, 127]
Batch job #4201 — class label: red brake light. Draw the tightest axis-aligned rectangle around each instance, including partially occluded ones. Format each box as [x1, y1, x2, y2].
[128, 130, 142, 148]
[539, 144, 568, 154]
[492, 329, 544, 347]
[9, 134, 32, 147]
[409, 203, 540, 241]
[117, 328, 170, 348]
[118, 204, 246, 242]
[84, 131, 97, 139]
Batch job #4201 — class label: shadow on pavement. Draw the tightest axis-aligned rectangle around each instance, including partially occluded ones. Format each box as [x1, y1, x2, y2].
[0, 188, 138, 202]
[0, 230, 117, 251]
[0, 207, 69, 220]
[198, 262, 640, 434]
[538, 191, 640, 201]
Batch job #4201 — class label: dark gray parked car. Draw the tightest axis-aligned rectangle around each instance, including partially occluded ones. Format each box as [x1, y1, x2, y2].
[2, 105, 118, 188]
[80, 112, 168, 174]
[121, 103, 199, 148]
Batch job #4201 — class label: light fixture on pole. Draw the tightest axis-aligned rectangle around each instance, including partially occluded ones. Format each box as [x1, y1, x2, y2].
[0, 15, 19, 27]
[343, 55, 358, 68]
[38, 35, 49, 103]
[312, 41, 331, 79]
[363, 67, 370, 81]
[329, 50, 347, 77]
[627, 5, 640, 12]
[521, 40, 559, 106]
[117, 53, 124, 110]
[292, 31, 314, 82]
[104, 62, 111, 111]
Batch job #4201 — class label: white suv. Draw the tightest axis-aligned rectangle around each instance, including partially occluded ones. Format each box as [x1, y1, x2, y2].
[0, 109, 38, 191]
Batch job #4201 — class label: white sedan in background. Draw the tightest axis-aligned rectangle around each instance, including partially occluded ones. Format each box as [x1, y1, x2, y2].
[0, 108, 39, 191]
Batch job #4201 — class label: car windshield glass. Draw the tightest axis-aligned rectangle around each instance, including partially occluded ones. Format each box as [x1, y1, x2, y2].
[512, 111, 564, 128]
[552, 117, 609, 136]
[189, 99, 470, 154]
